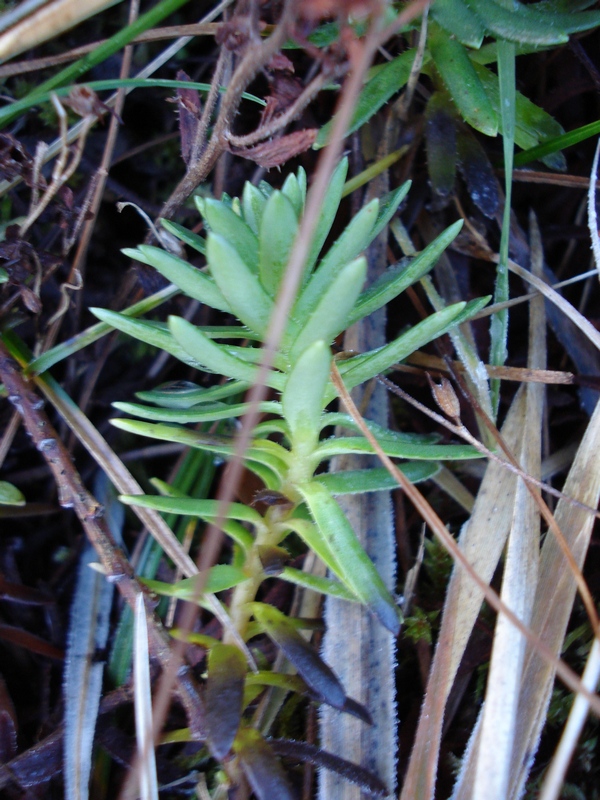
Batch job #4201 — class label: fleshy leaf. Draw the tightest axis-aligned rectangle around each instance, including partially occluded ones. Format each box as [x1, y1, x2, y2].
[141, 565, 249, 598]
[293, 199, 379, 322]
[242, 182, 269, 235]
[315, 463, 439, 494]
[123, 246, 229, 312]
[113, 399, 280, 424]
[159, 219, 206, 254]
[206, 644, 246, 759]
[90, 310, 204, 370]
[196, 197, 259, 269]
[338, 297, 490, 391]
[136, 380, 249, 408]
[258, 191, 299, 296]
[303, 157, 348, 279]
[347, 220, 464, 325]
[168, 316, 273, 386]
[297, 482, 401, 634]
[288, 257, 366, 361]
[0, 481, 25, 506]
[282, 340, 331, 451]
[205, 234, 273, 335]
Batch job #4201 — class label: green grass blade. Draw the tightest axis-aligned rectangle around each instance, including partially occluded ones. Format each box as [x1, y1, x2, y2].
[0, 0, 194, 128]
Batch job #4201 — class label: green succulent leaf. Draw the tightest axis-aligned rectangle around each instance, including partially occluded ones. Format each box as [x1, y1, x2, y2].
[314, 437, 479, 463]
[282, 340, 331, 450]
[136, 380, 249, 408]
[281, 518, 349, 584]
[196, 197, 259, 269]
[293, 199, 379, 322]
[110, 419, 289, 482]
[288, 257, 367, 361]
[315, 463, 440, 494]
[168, 316, 280, 387]
[347, 220, 464, 326]
[338, 297, 490, 391]
[241, 182, 269, 235]
[303, 158, 348, 278]
[258, 191, 299, 296]
[281, 168, 306, 217]
[430, 0, 486, 48]
[119, 493, 265, 526]
[205, 234, 273, 335]
[159, 219, 206, 254]
[297, 482, 401, 634]
[113, 399, 281, 424]
[89, 309, 203, 369]
[429, 21, 498, 137]
[123, 245, 230, 312]
[279, 567, 358, 601]
[206, 644, 246, 760]
[142, 565, 249, 598]
[370, 181, 411, 241]
[0, 481, 25, 506]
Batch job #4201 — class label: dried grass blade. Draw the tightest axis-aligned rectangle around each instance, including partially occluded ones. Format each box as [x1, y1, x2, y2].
[505, 396, 600, 799]
[133, 593, 159, 800]
[539, 638, 600, 800]
[465, 213, 546, 800]
[399, 387, 526, 800]
[64, 477, 121, 800]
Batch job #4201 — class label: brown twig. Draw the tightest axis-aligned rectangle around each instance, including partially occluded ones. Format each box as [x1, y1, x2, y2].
[0, 341, 207, 736]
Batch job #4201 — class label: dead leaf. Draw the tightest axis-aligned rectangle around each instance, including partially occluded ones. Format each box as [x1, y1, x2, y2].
[229, 129, 317, 169]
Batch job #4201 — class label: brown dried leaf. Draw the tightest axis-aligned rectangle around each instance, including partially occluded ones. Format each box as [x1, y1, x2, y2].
[230, 129, 318, 169]
[174, 70, 201, 166]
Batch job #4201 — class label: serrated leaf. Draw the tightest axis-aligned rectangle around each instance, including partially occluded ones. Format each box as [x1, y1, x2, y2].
[123, 245, 231, 312]
[234, 727, 295, 800]
[206, 644, 246, 760]
[0, 481, 25, 506]
[315, 463, 440, 494]
[297, 482, 401, 634]
[431, 0, 486, 48]
[339, 298, 490, 391]
[196, 197, 259, 269]
[168, 316, 272, 386]
[159, 219, 206, 254]
[348, 220, 464, 325]
[282, 340, 331, 450]
[315, 49, 427, 148]
[429, 22, 498, 137]
[242, 182, 268, 235]
[293, 199, 378, 322]
[258, 191, 299, 295]
[206, 234, 273, 335]
[251, 602, 348, 708]
[288, 257, 366, 361]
